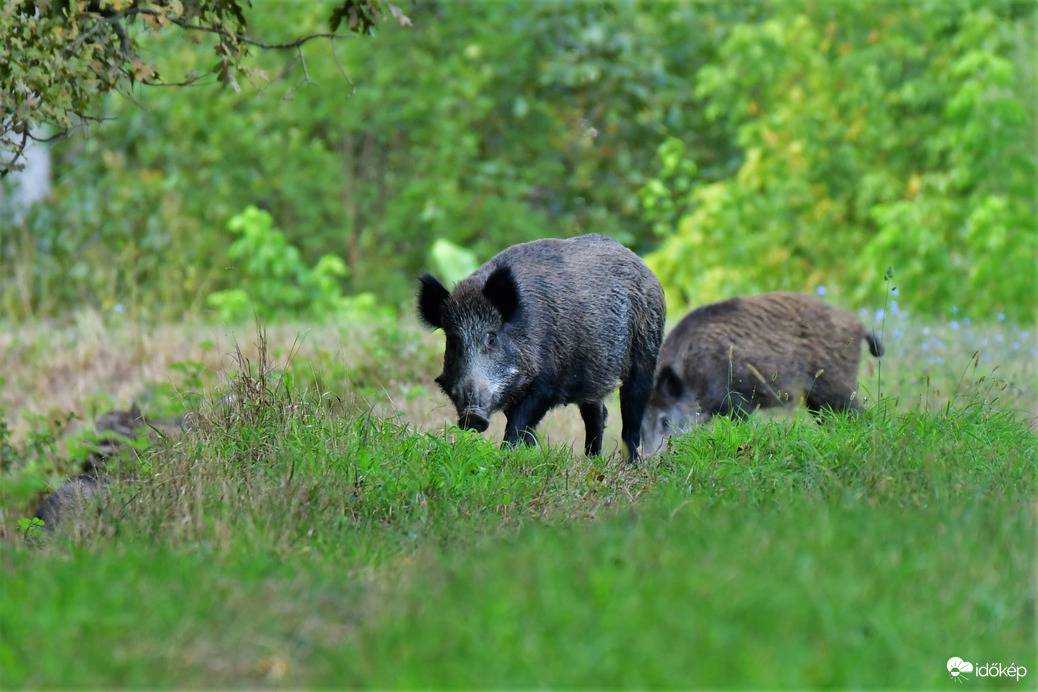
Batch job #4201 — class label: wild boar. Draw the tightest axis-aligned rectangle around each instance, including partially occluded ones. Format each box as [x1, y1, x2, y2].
[641, 292, 883, 455]
[32, 473, 102, 529]
[87, 403, 149, 471]
[29, 405, 183, 532]
[418, 234, 666, 462]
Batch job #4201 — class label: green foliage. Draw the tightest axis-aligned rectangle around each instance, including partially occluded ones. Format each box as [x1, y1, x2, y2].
[4, 2, 1034, 322]
[0, 409, 75, 513]
[644, 1, 1036, 321]
[639, 136, 698, 238]
[205, 206, 390, 323]
[429, 238, 479, 287]
[2, 2, 746, 318]
[15, 515, 45, 541]
[0, 0, 410, 175]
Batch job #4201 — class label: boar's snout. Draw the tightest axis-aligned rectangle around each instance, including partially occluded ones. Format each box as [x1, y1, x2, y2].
[459, 411, 490, 433]
[455, 381, 493, 433]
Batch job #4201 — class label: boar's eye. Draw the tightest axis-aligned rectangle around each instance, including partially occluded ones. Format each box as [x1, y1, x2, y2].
[484, 331, 497, 349]
[660, 415, 671, 431]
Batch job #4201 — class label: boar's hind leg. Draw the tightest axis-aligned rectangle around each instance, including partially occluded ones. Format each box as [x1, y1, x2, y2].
[578, 401, 607, 457]
[502, 389, 556, 448]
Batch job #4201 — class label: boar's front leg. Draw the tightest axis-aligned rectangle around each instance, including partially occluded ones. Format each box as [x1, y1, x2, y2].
[578, 401, 607, 457]
[502, 388, 556, 449]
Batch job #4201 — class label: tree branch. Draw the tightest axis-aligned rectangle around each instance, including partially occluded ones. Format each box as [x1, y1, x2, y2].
[283, 45, 313, 101]
[331, 36, 357, 98]
[2, 1, 384, 175]
[0, 128, 30, 179]
[122, 8, 360, 50]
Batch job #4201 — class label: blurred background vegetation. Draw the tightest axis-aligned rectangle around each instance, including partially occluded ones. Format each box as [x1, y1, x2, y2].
[1, 0, 1035, 323]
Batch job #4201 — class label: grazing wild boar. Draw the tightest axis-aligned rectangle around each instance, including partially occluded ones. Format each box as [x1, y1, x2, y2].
[418, 234, 666, 462]
[641, 292, 883, 456]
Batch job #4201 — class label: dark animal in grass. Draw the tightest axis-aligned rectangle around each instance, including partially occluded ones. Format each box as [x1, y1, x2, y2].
[417, 234, 666, 462]
[641, 292, 884, 456]
[32, 473, 102, 529]
[30, 404, 182, 532]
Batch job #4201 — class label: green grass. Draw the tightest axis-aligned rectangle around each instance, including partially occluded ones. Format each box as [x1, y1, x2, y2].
[2, 392, 1035, 688]
[1, 319, 1035, 689]
[342, 501, 1031, 689]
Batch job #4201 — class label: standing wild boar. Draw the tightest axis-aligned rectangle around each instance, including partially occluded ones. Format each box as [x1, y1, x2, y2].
[418, 234, 666, 462]
[641, 292, 883, 455]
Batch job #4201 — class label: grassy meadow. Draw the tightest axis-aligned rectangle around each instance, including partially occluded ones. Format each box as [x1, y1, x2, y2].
[0, 308, 1035, 689]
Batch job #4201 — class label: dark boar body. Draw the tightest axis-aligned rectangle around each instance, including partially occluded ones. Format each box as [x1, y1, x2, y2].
[30, 405, 184, 532]
[642, 292, 883, 455]
[418, 234, 666, 462]
[32, 473, 102, 529]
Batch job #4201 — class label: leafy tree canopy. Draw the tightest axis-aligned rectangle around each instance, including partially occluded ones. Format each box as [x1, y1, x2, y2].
[0, 0, 410, 175]
[1, 1, 1033, 324]
[644, 0, 1036, 321]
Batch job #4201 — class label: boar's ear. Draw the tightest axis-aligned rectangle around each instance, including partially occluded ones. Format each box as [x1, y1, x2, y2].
[656, 365, 684, 400]
[483, 266, 520, 323]
[418, 273, 450, 330]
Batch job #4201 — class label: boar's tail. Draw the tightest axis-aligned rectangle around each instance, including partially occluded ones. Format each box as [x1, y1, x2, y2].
[865, 330, 884, 358]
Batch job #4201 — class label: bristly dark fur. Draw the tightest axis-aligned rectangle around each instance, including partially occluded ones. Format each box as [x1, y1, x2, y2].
[32, 473, 101, 528]
[417, 273, 451, 330]
[417, 234, 666, 462]
[482, 266, 520, 323]
[654, 291, 882, 421]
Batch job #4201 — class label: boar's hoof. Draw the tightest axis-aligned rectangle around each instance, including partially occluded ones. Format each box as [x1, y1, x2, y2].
[459, 412, 490, 433]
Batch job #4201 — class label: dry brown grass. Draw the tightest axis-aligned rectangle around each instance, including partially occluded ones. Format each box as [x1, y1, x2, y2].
[3, 308, 1034, 455]
[0, 309, 621, 457]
